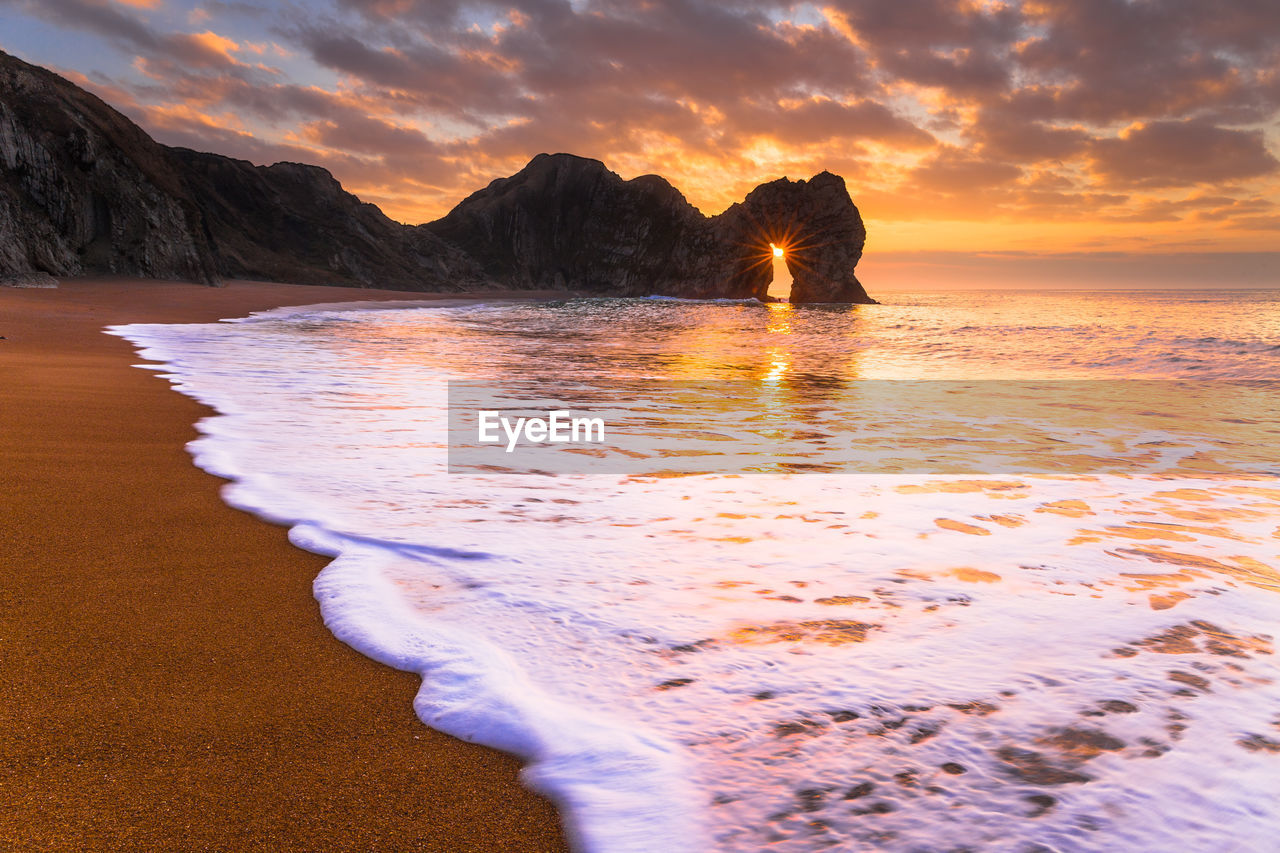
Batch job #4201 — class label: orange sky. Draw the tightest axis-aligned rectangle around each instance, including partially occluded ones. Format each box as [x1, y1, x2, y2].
[2, 0, 1278, 277]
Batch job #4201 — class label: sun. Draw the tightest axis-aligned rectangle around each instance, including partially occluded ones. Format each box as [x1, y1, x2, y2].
[771, 243, 784, 258]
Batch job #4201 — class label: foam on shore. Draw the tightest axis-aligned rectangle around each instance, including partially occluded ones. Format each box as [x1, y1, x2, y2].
[109, 290, 1280, 852]
[110, 316, 708, 853]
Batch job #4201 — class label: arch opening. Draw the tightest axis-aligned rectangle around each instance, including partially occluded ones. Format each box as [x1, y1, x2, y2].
[767, 242, 792, 301]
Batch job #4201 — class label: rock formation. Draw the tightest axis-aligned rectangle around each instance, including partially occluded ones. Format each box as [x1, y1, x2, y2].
[424, 153, 874, 303]
[426, 153, 715, 296]
[1, 51, 218, 283]
[1, 50, 874, 303]
[714, 172, 870, 304]
[170, 149, 484, 290]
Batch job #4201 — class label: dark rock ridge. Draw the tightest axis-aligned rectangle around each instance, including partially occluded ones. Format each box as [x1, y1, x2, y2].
[169, 148, 483, 289]
[0, 51, 478, 290]
[716, 173, 870, 304]
[1, 50, 874, 303]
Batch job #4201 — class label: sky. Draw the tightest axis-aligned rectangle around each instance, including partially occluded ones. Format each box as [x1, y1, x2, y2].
[1, 0, 1278, 288]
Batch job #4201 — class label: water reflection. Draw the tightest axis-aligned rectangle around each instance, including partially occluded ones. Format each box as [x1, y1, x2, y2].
[128, 289, 1280, 853]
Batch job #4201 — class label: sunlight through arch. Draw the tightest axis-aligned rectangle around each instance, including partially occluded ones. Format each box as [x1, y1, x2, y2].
[768, 242, 792, 301]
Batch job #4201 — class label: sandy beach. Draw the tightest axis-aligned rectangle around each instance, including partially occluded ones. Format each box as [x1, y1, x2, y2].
[0, 278, 569, 852]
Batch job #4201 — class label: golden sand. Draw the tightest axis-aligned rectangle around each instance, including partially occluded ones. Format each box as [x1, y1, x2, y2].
[0, 278, 569, 852]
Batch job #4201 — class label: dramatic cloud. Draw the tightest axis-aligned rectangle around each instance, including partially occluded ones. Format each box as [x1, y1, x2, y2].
[1015, 0, 1280, 123]
[0, 0, 1276, 254]
[1090, 120, 1279, 188]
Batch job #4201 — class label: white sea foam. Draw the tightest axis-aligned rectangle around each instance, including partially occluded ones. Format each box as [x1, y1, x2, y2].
[109, 290, 1280, 852]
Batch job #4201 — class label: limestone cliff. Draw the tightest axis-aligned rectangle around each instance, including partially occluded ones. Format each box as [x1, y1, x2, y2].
[0, 51, 218, 283]
[0, 51, 486, 290]
[425, 153, 714, 295]
[1, 50, 874, 302]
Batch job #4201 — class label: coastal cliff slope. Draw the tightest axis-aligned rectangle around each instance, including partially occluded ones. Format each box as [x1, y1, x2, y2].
[0, 51, 218, 283]
[0, 51, 479, 290]
[425, 153, 716, 296]
[169, 148, 484, 290]
[1, 50, 873, 303]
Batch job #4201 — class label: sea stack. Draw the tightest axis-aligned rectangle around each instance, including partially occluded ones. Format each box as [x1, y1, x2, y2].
[714, 172, 871, 304]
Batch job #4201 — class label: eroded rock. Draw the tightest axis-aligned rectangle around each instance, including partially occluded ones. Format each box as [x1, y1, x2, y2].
[713, 172, 871, 303]
[425, 152, 876, 303]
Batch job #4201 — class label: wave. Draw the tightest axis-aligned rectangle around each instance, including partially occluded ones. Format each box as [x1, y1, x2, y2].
[105, 291, 1280, 852]
[108, 318, 710, 853]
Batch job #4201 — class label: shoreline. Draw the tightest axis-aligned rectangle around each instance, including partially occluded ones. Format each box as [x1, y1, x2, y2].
[0, 278, 571, 852]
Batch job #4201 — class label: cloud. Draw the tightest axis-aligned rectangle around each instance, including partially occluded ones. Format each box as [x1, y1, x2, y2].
[10, 0, 162, 49]
[1014, 0, 1280, 123]
[972, 111, 1092, 164]
[175, 30, 248, 67]
[1091, 120, 1280, 188]
[4, 0, 277, 75]
[728, 97, 935, 148]
[909, 148, 1022, 195]
[301, 113, 441, 158]
[825, 0, 1020, 96]
[3, 0, 1276, 245]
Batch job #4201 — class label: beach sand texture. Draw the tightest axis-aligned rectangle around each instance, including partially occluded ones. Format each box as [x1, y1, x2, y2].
[0, 278, 569, 852]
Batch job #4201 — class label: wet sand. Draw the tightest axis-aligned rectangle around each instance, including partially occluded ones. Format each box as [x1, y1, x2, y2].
[0, 278, 571, 852]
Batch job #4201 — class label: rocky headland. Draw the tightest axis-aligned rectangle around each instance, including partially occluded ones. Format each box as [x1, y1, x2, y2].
[1, 50, 874, 304]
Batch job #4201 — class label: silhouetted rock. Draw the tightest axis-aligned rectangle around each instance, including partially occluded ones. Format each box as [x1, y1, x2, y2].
[1, 51, 874, 302]
[426, 153, 875, 303]
[0, 271, 58, 287]
[425, 153, 714, 295]
[714, 172, 870, 304]
[0, 50, 485, 290]
[170, 149, 484, 290]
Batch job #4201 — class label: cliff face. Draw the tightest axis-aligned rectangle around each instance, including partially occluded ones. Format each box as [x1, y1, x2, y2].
[0, 51, 481, 290]
[0, 53, 218, 283]
[425, 153, 714, 295]
[0, 50, 874, 303]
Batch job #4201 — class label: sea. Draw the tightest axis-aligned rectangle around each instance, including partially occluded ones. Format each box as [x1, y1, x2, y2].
[111, 289, 1280, 853]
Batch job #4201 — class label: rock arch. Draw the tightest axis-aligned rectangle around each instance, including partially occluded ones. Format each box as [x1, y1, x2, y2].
[712, 172, 872, 304]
